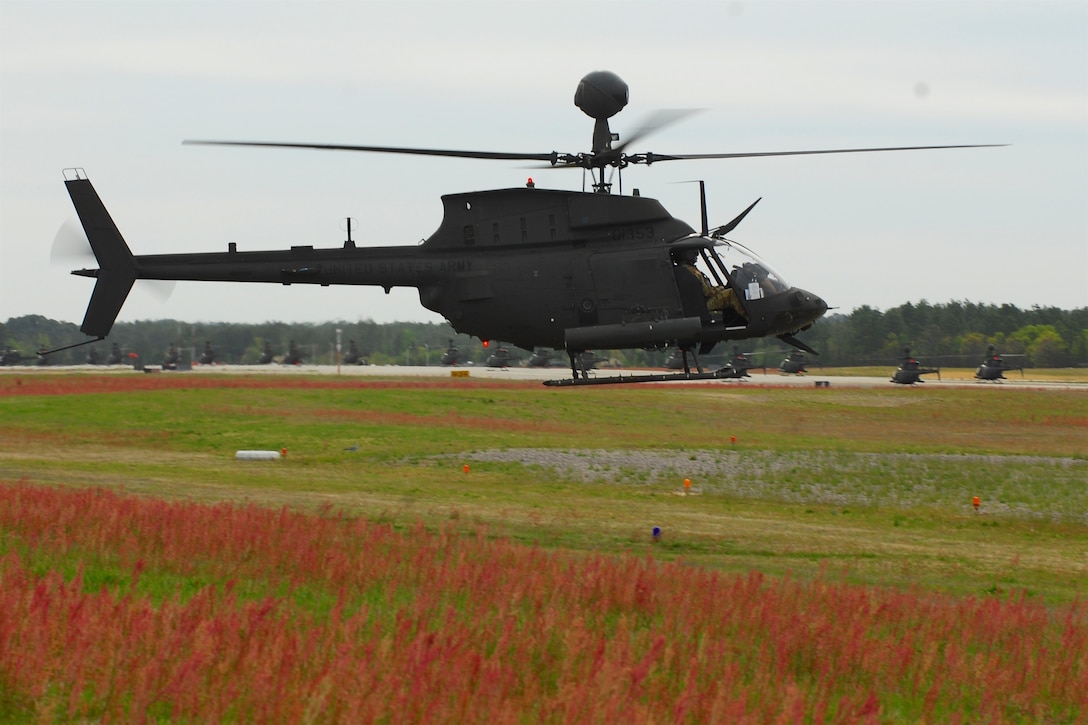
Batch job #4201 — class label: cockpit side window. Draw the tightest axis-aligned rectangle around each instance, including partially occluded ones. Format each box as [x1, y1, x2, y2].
[672, 245, 748, 324]
[705, 238, 791, 301]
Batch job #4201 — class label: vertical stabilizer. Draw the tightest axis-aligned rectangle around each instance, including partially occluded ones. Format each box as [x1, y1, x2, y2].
[64, 172, 137, 338]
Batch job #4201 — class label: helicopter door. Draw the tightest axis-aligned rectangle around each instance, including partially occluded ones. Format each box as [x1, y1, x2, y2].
[589, 252, 674, 324]
[672, 265, 711, 323]
[702, 247, 753, 327]
[672, 247, 748, 327]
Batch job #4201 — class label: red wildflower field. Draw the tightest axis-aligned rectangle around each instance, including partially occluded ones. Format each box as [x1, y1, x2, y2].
[0, 373, 533, 398]
[1, 483, 1084, 722]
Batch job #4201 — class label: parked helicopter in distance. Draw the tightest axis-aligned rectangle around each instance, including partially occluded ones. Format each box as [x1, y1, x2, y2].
[527, 348, 560, 368]
[718, 347, 763, 379]
[485, 344, 521, 369]
[54, 71, 1000, 385]
[664, 347, 717, 371]
[664, 345, 761, 379]
[975, 345, 1023, 381]
[890, 346, 940, 384]
[106, 342, 124, 365]
[163, 343, 180, 369]
[282, 341, 304, 366]
[779, 350, 810, 375]
[439, 340, 463, 366]
[341, 340, 367, 365]
[0, 348, 25, 366]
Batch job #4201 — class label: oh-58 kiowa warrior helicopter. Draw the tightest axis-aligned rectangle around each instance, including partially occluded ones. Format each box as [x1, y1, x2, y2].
[890, 346, 941, 384]
[52, 71, 999, 385]
[665, 345, 761, 379]
[485, 344, 521, 369]
[779, 350, 811, 375]
[975, 345, 1024, 381]
[439, 340, 463, 367]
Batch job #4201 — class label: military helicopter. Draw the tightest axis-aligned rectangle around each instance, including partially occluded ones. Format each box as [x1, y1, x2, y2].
[717, 346, 763, 379]
[890, 346, 940, 384]
[53, 71, 998, 385]
[105, 342, 124, 365]
[198, 341, 216, 365]
[0, 348, 25, 366]
[664, 345, 761, 378]
[576, 351, 610, 370]
[342, 340, 366, 365]
[664, 347, 713, 371]
[485, 343, 520, 368]
[162, 343, 179, 369]
[282, 340, 304, 366]
[975, 344, 1024, 381]
[779, 350, 810, 375]
[439, 339, 463, 366]
[527, 348, 560, 368]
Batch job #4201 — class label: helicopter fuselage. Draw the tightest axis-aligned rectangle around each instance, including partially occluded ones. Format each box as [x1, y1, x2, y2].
[67, 177, 827, 360]
[975, 359, 1020, 381]
[891, 361, 940, 384]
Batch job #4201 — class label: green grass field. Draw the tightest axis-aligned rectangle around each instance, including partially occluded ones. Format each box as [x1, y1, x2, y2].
[2, 372, 1085, 604]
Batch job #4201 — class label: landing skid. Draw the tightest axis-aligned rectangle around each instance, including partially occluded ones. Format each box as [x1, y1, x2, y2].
[543, 369, 738, 387]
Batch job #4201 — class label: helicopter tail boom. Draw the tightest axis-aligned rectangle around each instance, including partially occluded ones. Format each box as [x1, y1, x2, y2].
[62, 173, 449, 341]
[65, 174, 138, 339]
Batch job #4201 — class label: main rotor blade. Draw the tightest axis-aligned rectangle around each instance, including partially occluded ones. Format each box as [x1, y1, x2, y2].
[185, 139, 1006, 172]
[183, 139, 560, 163]
[640, 143, 1006, 163]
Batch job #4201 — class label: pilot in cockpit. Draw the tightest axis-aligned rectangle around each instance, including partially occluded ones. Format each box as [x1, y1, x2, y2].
[677, 249, 747, 320]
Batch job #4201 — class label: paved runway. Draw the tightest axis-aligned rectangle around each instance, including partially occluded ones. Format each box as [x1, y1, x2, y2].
[4, 362, 1085, 390]
[123, 363, 1088, 389]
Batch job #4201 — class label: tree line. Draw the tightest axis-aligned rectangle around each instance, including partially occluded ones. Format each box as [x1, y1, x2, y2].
[795, 301, 1087, 368]
[2, 300, 1086, 369]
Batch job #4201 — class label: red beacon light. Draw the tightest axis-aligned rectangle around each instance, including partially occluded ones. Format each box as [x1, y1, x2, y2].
[526, 177, 535, 188]
[482, 340, 490, 348]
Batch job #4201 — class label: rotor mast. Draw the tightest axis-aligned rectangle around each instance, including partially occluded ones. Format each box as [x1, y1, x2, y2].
[575, 70, 628, 193]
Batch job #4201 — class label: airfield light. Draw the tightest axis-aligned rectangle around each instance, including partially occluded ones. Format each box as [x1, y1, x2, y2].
[652, 526, 661, 542]
[973, 496, 980, 512]
[684, 478, 691, 494]
[281, 448, 287, 458]
[463, 464, 470, 474]
[730, 436, 736, 445]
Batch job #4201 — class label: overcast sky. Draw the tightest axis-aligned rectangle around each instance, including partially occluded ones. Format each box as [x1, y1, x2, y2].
[2, 0, 1085, 330]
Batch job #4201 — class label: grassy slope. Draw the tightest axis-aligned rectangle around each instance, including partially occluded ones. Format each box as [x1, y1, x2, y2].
[0, 374, 1085, 602]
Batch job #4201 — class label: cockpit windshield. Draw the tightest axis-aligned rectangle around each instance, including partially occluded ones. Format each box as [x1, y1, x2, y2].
[706, 238, 791, 301]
